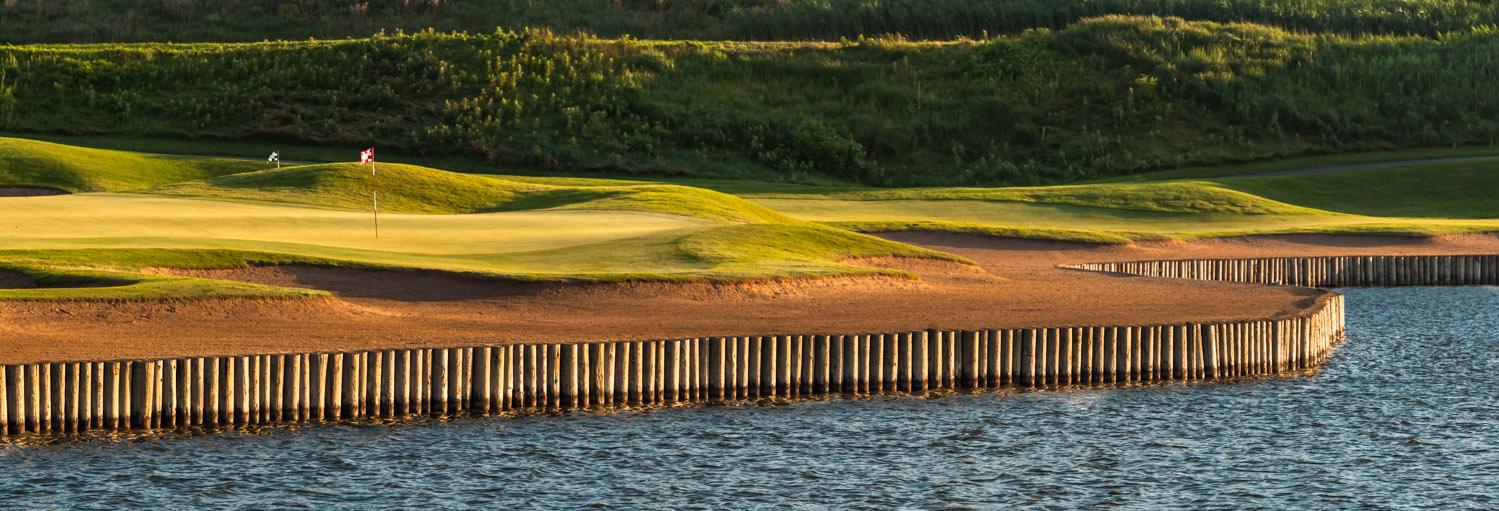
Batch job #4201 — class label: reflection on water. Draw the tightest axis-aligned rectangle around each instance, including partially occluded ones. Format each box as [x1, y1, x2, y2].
[3, 287, 1497, 509]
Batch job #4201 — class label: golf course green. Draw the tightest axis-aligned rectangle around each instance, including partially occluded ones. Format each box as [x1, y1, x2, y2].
[1, 135, 1495, 300]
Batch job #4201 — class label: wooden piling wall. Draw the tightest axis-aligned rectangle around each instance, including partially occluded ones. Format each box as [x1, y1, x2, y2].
[1065, 254, 1499, 287]
[23, 251, 1490, 438]
[0, 292, 1344, 438]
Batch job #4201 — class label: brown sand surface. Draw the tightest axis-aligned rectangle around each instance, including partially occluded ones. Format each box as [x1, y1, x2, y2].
[0, 270, 34, 289]
[0, 186, 67, 197]
[2, 233, 1498, 364]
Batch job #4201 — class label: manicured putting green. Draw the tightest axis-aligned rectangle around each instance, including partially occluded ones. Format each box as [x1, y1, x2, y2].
[2, 194, 706, 256]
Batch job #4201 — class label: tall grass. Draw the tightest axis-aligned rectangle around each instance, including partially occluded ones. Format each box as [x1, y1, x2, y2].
[1, 0, 1496, 43]
[721, 0, 1499, 40]
[2, 17, 1496, 185]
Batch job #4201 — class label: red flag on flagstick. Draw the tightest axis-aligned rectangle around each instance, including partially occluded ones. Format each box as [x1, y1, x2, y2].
[361, 147, 379, 238]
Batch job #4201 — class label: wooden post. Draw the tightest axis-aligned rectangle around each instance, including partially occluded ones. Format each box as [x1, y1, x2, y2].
[547, 344, 562, 410]
[1055, 328, 1071, 386]
[499, 346, 514, 412]
[661, 339, 676, 403]
[560, 344, 577, 409]
[1018, 329, 1035, 387]
[785, 334, 797, 398]
[847, 335, 861, 394]
[811, 335, 826, 395]
[645, 340, 660, 404]
[1, 365, 12, 436]
[916, 331, 931, 391]
[521, 344, 534, 409]
[309, 354, 327, 422]
[24, 363, 36, 434]
[244, 356, 259, 425]
[127, 361, 148, 430]
[158, 360, 175, 429]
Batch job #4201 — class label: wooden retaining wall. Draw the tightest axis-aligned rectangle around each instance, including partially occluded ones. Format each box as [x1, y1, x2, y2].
[1066, 255, 1499, 287]
[0, 294, 1343, 438]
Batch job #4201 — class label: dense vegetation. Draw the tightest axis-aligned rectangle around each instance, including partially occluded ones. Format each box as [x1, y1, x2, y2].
[2, 0, 1497, 43]
[3, 16, 1495, 185]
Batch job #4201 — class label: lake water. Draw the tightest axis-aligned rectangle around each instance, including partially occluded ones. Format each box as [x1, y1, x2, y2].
[3, 287, 1497, 509]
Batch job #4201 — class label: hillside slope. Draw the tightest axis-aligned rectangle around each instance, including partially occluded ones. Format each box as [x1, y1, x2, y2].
[148, 162, 798, 223]
[2, 17, 1496, 186]
[0, 137, 269, 192]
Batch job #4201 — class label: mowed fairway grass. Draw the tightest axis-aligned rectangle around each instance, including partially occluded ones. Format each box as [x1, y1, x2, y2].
[0, 194, 709, 264]
[747, 155, 1499, 243]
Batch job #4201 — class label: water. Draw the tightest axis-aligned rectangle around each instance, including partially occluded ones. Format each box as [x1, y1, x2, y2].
[4, 287, 1497, 509]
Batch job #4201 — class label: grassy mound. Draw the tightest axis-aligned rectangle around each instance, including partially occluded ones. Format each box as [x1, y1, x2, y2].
[149, 161, 798, 223]
[149, 162, 553, 214]
[1212, 158, 1499, 218]
[747, 155, 1499, 242]
[0, 137, 270, 192]
[751, 181, 1320, 215]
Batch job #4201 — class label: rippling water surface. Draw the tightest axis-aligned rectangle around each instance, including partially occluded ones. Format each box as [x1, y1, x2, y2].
[4, 287, 1498, 509]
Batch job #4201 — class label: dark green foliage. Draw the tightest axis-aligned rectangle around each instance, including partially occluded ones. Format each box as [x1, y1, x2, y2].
[2, 17, 1497, 185]
[2, 0, 1497, 43]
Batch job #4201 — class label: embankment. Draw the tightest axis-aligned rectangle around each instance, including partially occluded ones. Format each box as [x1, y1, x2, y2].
[0, 293, 1340, 437]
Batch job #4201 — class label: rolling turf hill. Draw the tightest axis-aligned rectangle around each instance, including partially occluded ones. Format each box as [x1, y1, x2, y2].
[0, 137, 269, 192]
[0, 137, 949, 299]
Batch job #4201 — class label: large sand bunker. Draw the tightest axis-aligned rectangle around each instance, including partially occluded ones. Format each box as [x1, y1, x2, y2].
[1, 233, 1496, 364]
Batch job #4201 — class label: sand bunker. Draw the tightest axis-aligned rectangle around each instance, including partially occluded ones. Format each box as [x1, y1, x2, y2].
[0, 186, 68, 197]
[142, 264, 939, 302]
[1, 233, 1497, 364]
[0, 270, 35, 289]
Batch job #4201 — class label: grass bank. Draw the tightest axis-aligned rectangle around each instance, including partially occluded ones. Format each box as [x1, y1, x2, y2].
[748, 156, 1499, 242]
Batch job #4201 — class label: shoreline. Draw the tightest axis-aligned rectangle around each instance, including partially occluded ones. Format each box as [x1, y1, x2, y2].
[6, 233, 1499, 438]
[0, 292, 1346, 438]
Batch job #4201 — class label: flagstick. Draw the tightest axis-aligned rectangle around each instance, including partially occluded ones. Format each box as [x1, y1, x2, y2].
[371, 160, 380, 239]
